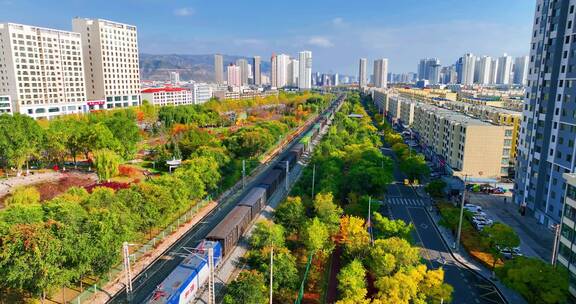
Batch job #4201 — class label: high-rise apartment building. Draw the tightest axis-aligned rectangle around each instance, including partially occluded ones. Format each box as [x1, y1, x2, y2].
[288, 58, 299, 87]
[270, 53, 277, 88]
[214, 54, 224, 84]
[72, 18, 140, 110]
[515, 0, 576, 226]
[373, 58, 388, 89]
[489, 58, 499, 84]
[459, 53, 476, 85]
[476, 56, 492, 85]
[253, 56, 261, 86]
[298, 51, 312, 90]
[513, 55, 529, 86]
[359, 58, 368, 88]
[496, 53, 513, 85]
[227, 64, 241, 87]
[417, 58, 441, 82]
[169, 71, 180, 85]
[0, 23, 87, 119]
[557, 173, 576, 298]
[275, 54, 290, 88]
[236, 58, 249, 86]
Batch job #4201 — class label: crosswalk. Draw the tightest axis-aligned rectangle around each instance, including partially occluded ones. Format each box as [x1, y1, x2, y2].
[385, 197, 428, 207]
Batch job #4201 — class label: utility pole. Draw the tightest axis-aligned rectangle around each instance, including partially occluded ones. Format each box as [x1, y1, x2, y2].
[208, 247, 215, 304]
[122, 242, 133, 302]
[285, 160, 289, 191]
[454, 175, 467, 251]
[311, 164, 316, 199]
[269, 246, 274, 304]
[242, 160, 246, 189]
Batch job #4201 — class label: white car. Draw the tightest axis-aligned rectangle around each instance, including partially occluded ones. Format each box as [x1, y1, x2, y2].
[472, 217, 493, 226]
[464, 204, 483, 213]
[499, 247, 523, 259]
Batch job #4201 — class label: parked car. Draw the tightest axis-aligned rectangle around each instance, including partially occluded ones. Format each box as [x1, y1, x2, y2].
[499, 247, 523, 259]
[473, 221, 486, 231]
[472, 217, 493, 226]
[430, 172, 441, 178]
[464, 204, 483, 213]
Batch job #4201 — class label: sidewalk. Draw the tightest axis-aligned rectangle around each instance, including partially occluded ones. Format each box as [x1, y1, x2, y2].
[427, 207, 527, 304]
[467, 192, 553, 262]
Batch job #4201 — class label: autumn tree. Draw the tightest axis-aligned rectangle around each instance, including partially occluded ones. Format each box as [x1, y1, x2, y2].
[5, 187, 41, 206]
[340, 215, 370, 258]
[336, 259, 369, 304]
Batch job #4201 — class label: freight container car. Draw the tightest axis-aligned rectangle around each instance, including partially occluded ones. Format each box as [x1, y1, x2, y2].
[205, 206, 252, 256]
[238, 187, 267, 219]
[258, 169, 284, 198]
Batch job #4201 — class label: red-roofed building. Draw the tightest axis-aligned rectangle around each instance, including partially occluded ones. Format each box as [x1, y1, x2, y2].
[141, 87, 194, 106]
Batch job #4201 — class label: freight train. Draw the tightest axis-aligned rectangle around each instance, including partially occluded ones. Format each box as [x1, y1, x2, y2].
[146, 95, 344, 304]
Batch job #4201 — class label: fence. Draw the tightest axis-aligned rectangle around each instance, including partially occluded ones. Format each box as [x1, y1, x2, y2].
[70, 198, 211, 304]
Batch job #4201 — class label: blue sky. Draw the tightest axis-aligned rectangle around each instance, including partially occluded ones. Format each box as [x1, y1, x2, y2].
[1, 0, 535, 74]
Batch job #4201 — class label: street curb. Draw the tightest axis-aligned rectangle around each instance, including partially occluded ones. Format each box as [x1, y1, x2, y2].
[423, 208, 510, 304]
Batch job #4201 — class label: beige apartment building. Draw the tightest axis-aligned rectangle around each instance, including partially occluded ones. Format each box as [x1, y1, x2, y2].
[0, 23, 87, 119]
[411, 102, 513, 179]
[371, 89, 513, 179]
[72, 18, 141, 110]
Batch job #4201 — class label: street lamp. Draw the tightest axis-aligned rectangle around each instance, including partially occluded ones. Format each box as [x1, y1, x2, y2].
[454, 175, 468, 251]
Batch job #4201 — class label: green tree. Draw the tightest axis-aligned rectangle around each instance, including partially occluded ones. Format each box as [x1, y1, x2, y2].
[274, 196, 306, 233]
[425, 179, 447, 199]
[496, 257, 568, 304]
[5, 187, 41, 206]
[177, 128, 220, 159]
[80, 123, 120, 160]
[340, 215, 370, 258]
[102, 114, 141, 159]
[313, 192, 342, 234]
[0, 114, 44, 175]
[247, 246, 298, 296]
[399, 155, 430, 181]
[92, 149, 121, 182]
[249, 220, 285, 250]
[367, 237, 421, 277]
[303, 217, 333, 255]
[0, 222, 70, 301]
[372, 212, 413, 240]
[223, 270, 267, 304]
[482, 223, 520, 271]
[336, 259, 369, 304]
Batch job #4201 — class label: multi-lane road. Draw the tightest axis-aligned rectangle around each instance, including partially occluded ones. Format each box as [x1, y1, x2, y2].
[379, 142, 507, 304]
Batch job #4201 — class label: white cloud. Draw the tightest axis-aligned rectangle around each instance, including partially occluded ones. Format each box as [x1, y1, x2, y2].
[307, 36, 334, 48]
[173, 7, 195, 17]
[332, 17, 344, 26]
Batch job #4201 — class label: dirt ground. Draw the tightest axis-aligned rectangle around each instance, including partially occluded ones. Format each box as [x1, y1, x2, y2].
[0, 171, 98, 208]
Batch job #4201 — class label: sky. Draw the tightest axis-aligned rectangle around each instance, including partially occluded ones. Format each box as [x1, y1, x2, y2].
[1, 0, 536, 75]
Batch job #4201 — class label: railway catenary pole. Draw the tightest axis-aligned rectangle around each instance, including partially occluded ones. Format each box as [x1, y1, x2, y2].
[242, 160, 246, 188]
[285, 160, 289, 191]
[311, 164, 316, 199]
[122, 242, 133, 302]
[269, 246, 274, 304]
[208, 247, 215, 304]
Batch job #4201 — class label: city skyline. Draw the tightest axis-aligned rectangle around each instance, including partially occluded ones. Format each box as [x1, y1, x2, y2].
[1, 0, 534, 74]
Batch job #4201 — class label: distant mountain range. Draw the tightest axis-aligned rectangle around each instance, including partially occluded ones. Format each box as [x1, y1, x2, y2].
[139, 54, 271, 82]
